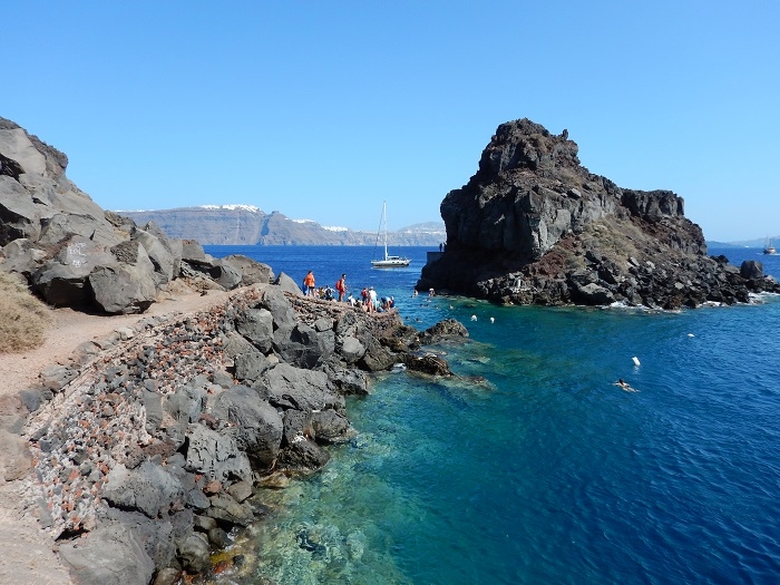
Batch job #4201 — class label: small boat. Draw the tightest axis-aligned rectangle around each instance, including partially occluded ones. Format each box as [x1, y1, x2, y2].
[371, 201, 410, 268]
[763, 237, 776, 255]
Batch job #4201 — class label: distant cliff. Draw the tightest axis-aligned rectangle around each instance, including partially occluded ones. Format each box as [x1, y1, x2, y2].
[119, 206, 445, 246]
[418, 118, 779, 309]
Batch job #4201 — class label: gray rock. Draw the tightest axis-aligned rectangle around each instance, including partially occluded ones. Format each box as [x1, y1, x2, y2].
[233, 347, 273, 383]
[184, 424, 252, 484]
[571, 282, 616, 305]
[209, 385, 283, 467]
[339, 336, 366, 363]
[89, 250, 158, 314]
[259, 285, 297, 328]
[311, 409, 352, 444]
[177, 531, 210, 574]
[180, 239, 207, 263]
[236, 307, 274, 353]
[143, 390, 163, 432]
[164, 384, 206, 425]
[274, 322, 328, 368]
[740, 260, 763, 281]
[274, 271, 303, 295]
[132, 225, 177, 284]
[58, 521, 155, 585]
[260, 363, 344, 413]
[102, 461, 185, 518]
[221, 254, 274, 285]
[205, 492, 255, 526]
[277, 437, 330, 472]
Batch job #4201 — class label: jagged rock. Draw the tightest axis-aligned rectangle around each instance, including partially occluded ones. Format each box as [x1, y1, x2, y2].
[164, 384, 206, 425]
[418, 118, 779, 307]
[260, 285, 298, 328]
[277, 437, 331, 472]
[177, 531, 211, 574]
[419, 318, 469, 344]
[58, 521, 155, 585]
[204, 492, 255, 526]
[311, 409, 352, 443]
[325, 366, 370, 396]
[273, 321, 329, 368]
[221, 254, 274, 285]
[183, 424, 252, 484]
[258, 363, 344, 413]
[208, 385, 283, 467]
[102, 462, 185, 519]
[236, 308, 274, 354]
[274, 271, 304, 295]
[131, 224, 178, 285]
[740, 260, 763, 281]
[403, 352, 452, 376]
[89, 256, 158, 314]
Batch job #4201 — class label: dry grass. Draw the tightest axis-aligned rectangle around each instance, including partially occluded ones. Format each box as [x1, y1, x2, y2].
[0, 272, 51, 353]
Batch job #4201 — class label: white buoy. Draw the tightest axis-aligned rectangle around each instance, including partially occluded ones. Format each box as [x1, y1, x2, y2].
[687, 333, 695, 338]
[632, 356, 641, 366]
[490, 317, 495, 324]
[470, 315, 477, 321]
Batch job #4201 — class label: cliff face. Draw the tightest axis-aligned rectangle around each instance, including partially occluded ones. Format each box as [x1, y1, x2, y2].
[120, 207, 446, 246]
[419, 118, 777, 309]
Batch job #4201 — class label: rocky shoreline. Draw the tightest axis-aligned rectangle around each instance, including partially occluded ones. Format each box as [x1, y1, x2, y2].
[10, 282, 466, 585]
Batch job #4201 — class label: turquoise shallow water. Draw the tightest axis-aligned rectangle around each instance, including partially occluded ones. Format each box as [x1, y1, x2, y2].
[203, 246, 780, 585]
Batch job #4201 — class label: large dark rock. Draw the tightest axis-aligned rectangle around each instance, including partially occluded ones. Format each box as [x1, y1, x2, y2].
[58, 521, 155, 585]
[102, 462, 185, 518]
[418, 118, 780, 307]
[183, 424, 252, 484]
[258, 363, 345, 413]
[208, 385, 283, 467]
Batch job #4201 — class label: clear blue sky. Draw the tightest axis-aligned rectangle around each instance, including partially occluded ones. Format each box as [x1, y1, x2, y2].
[4, 1, 778, 241]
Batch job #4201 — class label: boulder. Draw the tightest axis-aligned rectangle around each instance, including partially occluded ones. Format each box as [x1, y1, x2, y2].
[89, 260, 157, 314]
[183, 424, 252, 484]
[221, 254, 274, 285]
[209, 385, 283, 467]
[259, 285, 298, 328]
[274, 271, 303, 295]
[236, 307, 274, 353]
[273, 322, 328, 368]
[259, 363, 344, 413]
[311, 409, 352, 443]
[102, 461, 185, 518]
[58, 521, 155, 585]
[132, 225, 177, 284]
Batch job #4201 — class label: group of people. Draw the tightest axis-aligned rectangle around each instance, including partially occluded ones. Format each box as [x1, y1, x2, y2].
[301, 271, 395, 313]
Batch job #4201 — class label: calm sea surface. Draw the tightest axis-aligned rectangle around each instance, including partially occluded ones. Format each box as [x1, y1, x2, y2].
[203, 245, 780, 585]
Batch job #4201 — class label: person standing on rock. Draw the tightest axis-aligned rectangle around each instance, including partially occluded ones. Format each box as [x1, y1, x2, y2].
[336, 273, 347, 301]
[303, 270, 316, 296]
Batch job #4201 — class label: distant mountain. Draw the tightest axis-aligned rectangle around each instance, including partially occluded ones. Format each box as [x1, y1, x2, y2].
[723, 236, 780, 249]
[117, 205, 446, 246]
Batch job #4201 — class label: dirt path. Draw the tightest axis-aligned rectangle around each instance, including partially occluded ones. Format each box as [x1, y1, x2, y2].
[0, 284, 233, 585]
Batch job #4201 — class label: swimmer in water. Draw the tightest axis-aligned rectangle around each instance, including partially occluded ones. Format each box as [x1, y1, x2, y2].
[615, 378, 639, 392]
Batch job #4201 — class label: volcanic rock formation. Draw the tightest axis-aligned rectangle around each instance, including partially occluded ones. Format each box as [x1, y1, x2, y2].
[0, 116, 271, 313]
[418, 118, 779, 309]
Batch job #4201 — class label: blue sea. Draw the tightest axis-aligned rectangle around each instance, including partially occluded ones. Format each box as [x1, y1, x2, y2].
[203, 245, 780, 585]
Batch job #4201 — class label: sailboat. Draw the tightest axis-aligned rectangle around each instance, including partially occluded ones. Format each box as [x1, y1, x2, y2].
[371, 201, 410, 268]
[763, 237, 776, 255]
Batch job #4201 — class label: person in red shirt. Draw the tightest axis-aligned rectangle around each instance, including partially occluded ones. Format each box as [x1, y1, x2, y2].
[335, 273, 347, 301]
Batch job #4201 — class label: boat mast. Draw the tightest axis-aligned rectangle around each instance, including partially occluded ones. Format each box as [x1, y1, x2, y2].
[382, 200, 388, 260]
